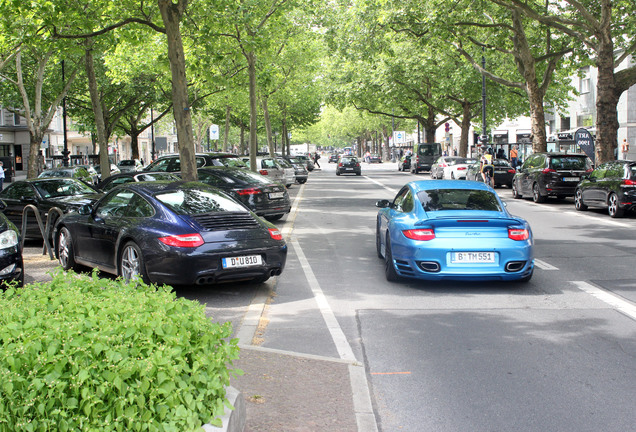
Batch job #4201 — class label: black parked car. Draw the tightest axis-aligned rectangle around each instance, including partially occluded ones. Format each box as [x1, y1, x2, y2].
[398, 155, 411, 172]
[0, 200, 23, 287]
[96, 172, 180, 192]
[38, 166, 96, 186]
[54, 182, 287, 286]
[512, 153, 592, 202]
[0, 178, 103, 240]
[197, 167, 291, 221]
[328, 154, 339, 163]
[336, 156, 362, 176]
[574, 160, 636, 218]
[466, 158, 516, 187]
[144, 153, 247, 172]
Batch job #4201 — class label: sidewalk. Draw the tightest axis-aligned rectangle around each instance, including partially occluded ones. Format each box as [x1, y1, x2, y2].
[232, 346, 358, 432]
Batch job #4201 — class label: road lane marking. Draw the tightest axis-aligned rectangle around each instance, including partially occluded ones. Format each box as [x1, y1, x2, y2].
[292, 238, 378, 432]
[363, 175, 398, 194]
[370, 371, 412, 375]
[573, 281, 636, 321]
[534, 259, 559, 270]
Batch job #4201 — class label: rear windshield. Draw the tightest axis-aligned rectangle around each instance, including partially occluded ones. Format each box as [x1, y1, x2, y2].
[155, 188, 246, 215]
[417, 189, 502, 212]
[447, 157, 475, 165]
[34, 179, 97, 198]
[549, 156, 589, 170]
[629, 165, 636, 179]
[211, 156, 247, 168]
[417, 144, 441, 156]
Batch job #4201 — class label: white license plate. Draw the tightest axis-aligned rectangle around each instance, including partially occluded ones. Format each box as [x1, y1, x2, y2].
[222, 255, 262, 269]
[451, 252, 495, 263]
[563, 177, 579, 182]
[269, 192, 284, 199]
[345, 167, 353, 170]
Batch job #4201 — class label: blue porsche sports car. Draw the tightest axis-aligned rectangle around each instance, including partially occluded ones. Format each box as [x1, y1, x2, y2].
[375, 180, 534, 282]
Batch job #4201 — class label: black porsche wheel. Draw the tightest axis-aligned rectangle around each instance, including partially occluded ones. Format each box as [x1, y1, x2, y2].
[384, 236, 401, 282]
[574, 189, 587, 211]
[119, 242, 149, 284]
[57, 227, 78, 271]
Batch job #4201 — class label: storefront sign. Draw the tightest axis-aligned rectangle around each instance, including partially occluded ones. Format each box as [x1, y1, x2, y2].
[575, 128, 595, 163]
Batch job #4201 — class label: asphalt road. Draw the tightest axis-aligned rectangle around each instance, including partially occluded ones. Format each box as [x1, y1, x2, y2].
[22, 161, 636, 432]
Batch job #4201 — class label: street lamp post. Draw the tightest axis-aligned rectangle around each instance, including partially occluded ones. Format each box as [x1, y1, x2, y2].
[61, 61, 70, 167]
[151, 108, 156, 161]
[480, 48, 489, 150]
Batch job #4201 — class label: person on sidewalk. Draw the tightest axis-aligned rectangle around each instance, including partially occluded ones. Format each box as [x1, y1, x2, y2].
[313, 152, 321, 168]
[0, 161, 6, 190]
[510, 145, 519, 168]
[621, 139, 629, 160]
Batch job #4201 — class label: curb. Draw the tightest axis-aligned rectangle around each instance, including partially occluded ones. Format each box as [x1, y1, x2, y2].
[202, 386, 245, 432]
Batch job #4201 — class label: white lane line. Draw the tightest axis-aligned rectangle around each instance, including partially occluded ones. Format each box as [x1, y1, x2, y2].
[534, 259, 559, 270]
[291, 238, 356, 361]
[572, 281, 636, 321]
[291, 238, 378, 432]
[561, 210, 630, 228]
[363, 175, 397, 194]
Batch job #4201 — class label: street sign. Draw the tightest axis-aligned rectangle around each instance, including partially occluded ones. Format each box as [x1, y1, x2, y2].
[210, 124, 219, 140]
[575, 128, 595, 164]
[393, 131, 406, 144]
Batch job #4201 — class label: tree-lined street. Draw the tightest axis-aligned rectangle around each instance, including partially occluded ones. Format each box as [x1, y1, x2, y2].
[22, 163, 636, 431]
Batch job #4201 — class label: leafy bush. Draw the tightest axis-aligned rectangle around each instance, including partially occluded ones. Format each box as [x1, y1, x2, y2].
[0, 269, 240, 432]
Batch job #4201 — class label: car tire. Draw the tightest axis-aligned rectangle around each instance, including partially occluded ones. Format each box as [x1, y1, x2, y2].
[119, 241, 149, 284]
[512, 181, 522, 199]
[574, 189, 587, 211]
[356, 172, 361, 176]
[298, 179, 307, 184]
[384, 235, 401, 282]
[517, 268, 533, 283]
[336, 171, 341, 176]
[532, 183, 545, 203]
[376, 221, 383, 259]
[608, 193, 624, 218]
[265, 214, 284, 221]
[57, 227, 78, 271]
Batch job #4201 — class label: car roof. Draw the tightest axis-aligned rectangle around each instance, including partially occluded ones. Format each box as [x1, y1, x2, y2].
[409, 179, 492, 194]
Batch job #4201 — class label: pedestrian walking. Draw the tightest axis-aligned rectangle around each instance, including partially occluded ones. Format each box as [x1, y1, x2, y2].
[313, 152, 321, 168]
[510, 145, 519, 168]
[621, 139, 629, 159]
[0, 161, 5, 190]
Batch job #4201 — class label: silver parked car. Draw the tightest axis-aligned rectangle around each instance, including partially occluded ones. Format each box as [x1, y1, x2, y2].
[242, 156, 290, 187]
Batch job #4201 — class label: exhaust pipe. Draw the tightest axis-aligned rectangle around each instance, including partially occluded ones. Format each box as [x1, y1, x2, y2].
[505, 261, 526, 272]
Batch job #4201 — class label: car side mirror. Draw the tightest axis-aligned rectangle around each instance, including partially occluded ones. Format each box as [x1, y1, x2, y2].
[376, 199, 391, 208]
[78, 204, 92, 216]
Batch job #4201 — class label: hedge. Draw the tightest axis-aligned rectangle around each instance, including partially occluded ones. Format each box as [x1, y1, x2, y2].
[0, 269, 241, 432]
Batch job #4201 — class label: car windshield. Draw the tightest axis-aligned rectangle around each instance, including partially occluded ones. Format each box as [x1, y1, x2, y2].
[39, 170, 72, 178]
[417, 189, 502, 212]
[134, 173, 179, 182]
[549, 156, 588, 170]
[33, 179, 97, 198]
[119, 160, 134, 166]
[630, 165, 636, 179]
[155, 188, 247, 215]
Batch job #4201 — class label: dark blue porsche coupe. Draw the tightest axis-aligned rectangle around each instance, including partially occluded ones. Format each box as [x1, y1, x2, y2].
[54, 182, 287, 286]
[376, 180, 534, 283]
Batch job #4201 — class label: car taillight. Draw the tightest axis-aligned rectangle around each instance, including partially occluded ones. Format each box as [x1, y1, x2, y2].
[356, 162, 360, 167]
[508, 228, 529, 241]
[542, 168, 556, 173]
[403, 229, 435, 241]
[457, 166, 466, 171]
[268, 228, 283, 240]
[259, 169, 269, 175]
[622, 179, 636, 186]
[440, 163, 448, 168]
[508, 169, 516, 174]
[159, 233, 204, 248]
[338, 163, 343, 167]
[237, 187, 262, 195]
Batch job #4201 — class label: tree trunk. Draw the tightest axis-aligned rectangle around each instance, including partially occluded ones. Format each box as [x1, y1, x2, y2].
[224, 105, 231, 152]
[459, 102, 472, 157]
[262, 95, 275, 156]
[239, 124, 246, 155]
[158, 0, 197, 181]
[595, 23, 620, 164]
[247, 51, 258, 172]
[84, 42, 111, 180]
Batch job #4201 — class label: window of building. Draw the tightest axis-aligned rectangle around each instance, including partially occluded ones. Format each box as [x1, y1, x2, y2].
[580, 66, 591, 94]
[560, 117, 571, 131]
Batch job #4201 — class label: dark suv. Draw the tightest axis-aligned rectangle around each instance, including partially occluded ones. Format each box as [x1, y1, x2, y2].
[512, 153, 592, 202]
[574, 160, 636, 218]
[144, 153, 247, 172]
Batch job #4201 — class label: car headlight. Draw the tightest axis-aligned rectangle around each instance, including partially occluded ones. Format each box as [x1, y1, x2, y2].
[0, 230, 19, 249]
